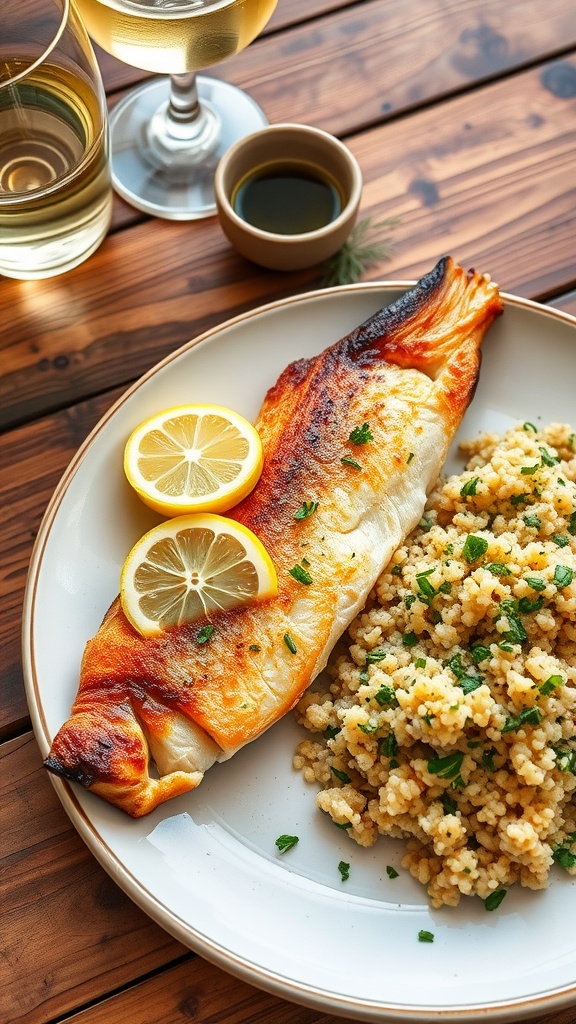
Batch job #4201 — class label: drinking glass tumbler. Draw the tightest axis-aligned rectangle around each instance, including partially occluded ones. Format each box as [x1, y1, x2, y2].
[0, 0, 113, 279]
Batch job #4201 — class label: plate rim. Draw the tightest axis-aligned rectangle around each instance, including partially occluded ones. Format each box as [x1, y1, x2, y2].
[21, 280, 576, 1023]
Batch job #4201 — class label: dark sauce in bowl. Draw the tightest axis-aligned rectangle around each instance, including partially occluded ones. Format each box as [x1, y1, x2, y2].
[232, 160, 343, 234]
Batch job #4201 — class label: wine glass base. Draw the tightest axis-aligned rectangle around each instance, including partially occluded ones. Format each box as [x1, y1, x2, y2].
[109, 76, 269, 220]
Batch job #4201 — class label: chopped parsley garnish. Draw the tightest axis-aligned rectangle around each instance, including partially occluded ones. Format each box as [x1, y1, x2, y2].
[481, 747, 497, 771]
[524, 575, 546, 591]
[485, 562, 511, 577]
[275, 834, 299, 854]
[380, 733, 398, 758]
[366, 649, 387, 663]
[391, 563, 403, 576]
[427, 751, 464, 779]
[554, 748, 576, 773]
[510, 492, 530, 506]
[553, 845, 576, 870]
[283, 633, 297, 654]
[462, 535, 488, 563]
[324, 725, 341, 740]
[523, 513, 542, 529]
[501, 706, 543, 733]
[386, 865, 399, 879]
[338, 860, 350, 881]
[440, 792, 458, 814]
[248, 643, 261, 652]
[341, 456, 362, 470]
[402, 631, 418, 648]
[331, 766, 352, 784]
[540, 674, 563, 696]
[289, 564, 313, 585]
[348, 422, 373, 444]
[358, 719, 378, 734]
[334, 820, 353, 829]
[539, 446, 561, 467]
[554, 565, 574, 588]
[471, 645, 491, 664]
[416, 571, 436, 599]
[407, 452, 415, 464]
[552, 534, 570, 547]
[460, 476, 480, 496]
[418, 930, 434, 943]
[517, 595, 544, 614]
[293, 500, 318, 520]
[484, 889, 506, 911]
[569, 511, 576, 536]
[523, 422, 538, 433]
[415, 657, 427, 669]
[419, 514, 433, 533]
[374, 684, 398, 707]
[196, 624, 215, 644]
[520, 464, 539, 475]
[498, 601, 528, 645]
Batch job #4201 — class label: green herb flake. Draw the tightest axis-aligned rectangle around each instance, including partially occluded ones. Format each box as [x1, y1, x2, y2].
[366, 649, 387, 663]
[471, 645, 491, 664]
[481, 747, 497, 771]
[293, 500, 318, 520]
[289, 564, 313, 586]
[391, 564, 403, 576]
[416, 573, 436, 599]
[523, 422, 538, 433]
[418, 930, 434, 943]
[462, 535, 489, 563]
[540, 674, 563, 696]
[419, 515, 433, 533]
[458, 674, 483, 695]
[539, 446, 561, 467]
[553, 845, 576, 870]
[484, 889, 506, 911]
[501, 706, 543, 734]
[196, 624, 215, 644]
[358, 720, 378, 735]
[554, 748, 576, 773]
[380, 733, 398, 758]
[341, 456, 362, 470]
[323, 725, 341, 740]
[517, 595, 544, 614]
[485, 562, 512, 577]
[349, 422, 373, 445]
[275, 834, 299, 854]
[520, 464, 539, 475]
[338, 860, 350, 882]
[334, 820, 353, 830]
[402, 631, 418, 648]
[415, 658, 427, 669]
[331, 766, 352, 784]
[523, 513, 542, 529]
[569, 511, 576, 536]
[407, 452, 415, 464]
[440, 792, 458, 814]
[552, 534, 570, 548]
[427, 751, 464, 779]
[511, 492, 530, 506]
[386, 865, 399, 879]
[283, 633, 297, 654]
[524, 576, 546, 591]
[460, 476, 480, 496]
[374, 684, 398, 707]
[248, 643, 261, 652]
[554, 565, 574, 588]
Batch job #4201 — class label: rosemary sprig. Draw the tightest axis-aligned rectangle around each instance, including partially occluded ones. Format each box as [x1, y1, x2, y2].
[323, 216, 399, 286]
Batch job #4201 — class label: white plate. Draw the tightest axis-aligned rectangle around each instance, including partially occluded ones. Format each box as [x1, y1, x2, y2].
[23, 282, 576, 1023]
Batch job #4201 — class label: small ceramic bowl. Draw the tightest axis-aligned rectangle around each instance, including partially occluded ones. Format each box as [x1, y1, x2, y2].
[214, 123, 363, 272]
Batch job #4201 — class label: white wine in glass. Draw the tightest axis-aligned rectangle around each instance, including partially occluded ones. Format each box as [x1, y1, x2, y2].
[75, 0, 279, 219]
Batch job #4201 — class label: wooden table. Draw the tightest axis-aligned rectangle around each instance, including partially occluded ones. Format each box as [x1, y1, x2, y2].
[3, 1, 576, 1021]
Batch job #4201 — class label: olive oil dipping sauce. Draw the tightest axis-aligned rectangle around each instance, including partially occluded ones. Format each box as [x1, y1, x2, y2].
[232, 160, 343, 234]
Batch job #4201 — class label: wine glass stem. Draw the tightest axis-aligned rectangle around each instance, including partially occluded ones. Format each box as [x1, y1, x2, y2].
[145, 73, 220, 164]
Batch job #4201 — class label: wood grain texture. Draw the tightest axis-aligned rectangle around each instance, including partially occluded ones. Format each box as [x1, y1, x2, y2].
[2, 59, 575, 430]
[0, 733, 186, 1024]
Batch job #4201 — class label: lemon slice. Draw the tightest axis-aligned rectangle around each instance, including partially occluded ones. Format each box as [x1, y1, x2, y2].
[120, 513, 278, 636]
[124, 404, 263, 517]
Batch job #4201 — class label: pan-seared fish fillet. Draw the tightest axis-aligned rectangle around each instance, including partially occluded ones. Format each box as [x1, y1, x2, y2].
[45, 256, 503, 816]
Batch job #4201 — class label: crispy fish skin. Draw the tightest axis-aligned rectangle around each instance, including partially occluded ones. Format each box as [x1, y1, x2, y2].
[45, 256, 503, 816]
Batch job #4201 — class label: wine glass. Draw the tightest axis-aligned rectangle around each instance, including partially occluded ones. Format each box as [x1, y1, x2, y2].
[73, 0, 278, 220]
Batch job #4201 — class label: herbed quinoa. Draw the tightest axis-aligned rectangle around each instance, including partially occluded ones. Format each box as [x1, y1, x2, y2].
[294, 423, 576, 908]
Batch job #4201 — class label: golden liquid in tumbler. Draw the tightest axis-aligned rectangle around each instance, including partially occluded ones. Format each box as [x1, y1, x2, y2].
[0, 63, 112, 280]
[73, 0, 278, 74]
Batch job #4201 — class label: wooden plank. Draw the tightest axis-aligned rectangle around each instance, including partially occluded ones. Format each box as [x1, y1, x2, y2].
[61, 958, 343, 1024]
[0, 733, 186, 1024]
[100, 0, 576, 233]
[1, 58, 576, 429]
